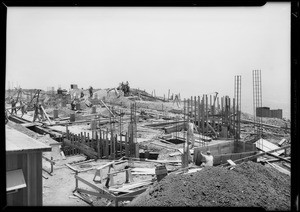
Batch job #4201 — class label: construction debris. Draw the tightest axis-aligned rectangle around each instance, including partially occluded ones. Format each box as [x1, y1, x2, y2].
[5, 82, 291, 207]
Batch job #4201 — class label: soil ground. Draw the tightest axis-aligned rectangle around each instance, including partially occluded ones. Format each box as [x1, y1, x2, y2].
[129, 161, 290, 210]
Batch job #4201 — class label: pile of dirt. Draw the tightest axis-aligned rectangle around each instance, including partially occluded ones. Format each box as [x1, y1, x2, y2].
[129, 161, 290, 210]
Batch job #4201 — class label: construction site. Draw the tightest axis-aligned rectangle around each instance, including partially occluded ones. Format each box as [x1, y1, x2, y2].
[5, 70, 291, 209]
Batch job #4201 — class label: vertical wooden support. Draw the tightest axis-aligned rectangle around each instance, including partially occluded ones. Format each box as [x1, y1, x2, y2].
[194, 96, 197, 125]
[125, 132, 129, 157]
[114, 134, 118, 159]
[99, 129, 102, 158]
[190, 96, 193, 122]
[97, 132, 100, 158]
[201, 95, 204, 134]
[182, 99, 186, 168]
[221, 97, 224, 124]
[83, 132, 87, 146]
[75, 171, 78, 190]
[205, 95, 208, 134]
[198, 96, 201, 133]
[217, 97, 220, 110]
[110, 131, 114, 159]
[66, 125, 69, 139]
[210, 95, 212, 109]
[106, 129, 109, 158]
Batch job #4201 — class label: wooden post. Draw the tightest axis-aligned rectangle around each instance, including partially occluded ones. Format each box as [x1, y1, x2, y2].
[119, 134, 122, 158]
[201, 95, 204, 134]
[66, 125, 69, 139]
[99, 129, 102, 158]
[75, 171, 78, 190]
[97, 132, 100, 158]
[190, 96, 193, 122]
[205, 95, 208, 135]
[106, 129, 109, 158]
[125, 132, 129, 157]
[194, 96, 197, 126]
[114, 134, 117, 159]
[110, 131, 114, 159]
[168, 89, 170, 100]
[182, 99, 186, 168]
[198, 96, 201, 133]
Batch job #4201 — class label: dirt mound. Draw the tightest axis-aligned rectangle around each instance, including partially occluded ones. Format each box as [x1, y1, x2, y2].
[129, 161, 290, 210]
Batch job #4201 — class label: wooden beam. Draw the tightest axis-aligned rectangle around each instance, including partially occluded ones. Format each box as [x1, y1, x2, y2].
[266, 152, 291, 163]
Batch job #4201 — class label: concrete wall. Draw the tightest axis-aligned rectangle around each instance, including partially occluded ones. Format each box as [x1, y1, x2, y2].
[193, 140, 235, 162]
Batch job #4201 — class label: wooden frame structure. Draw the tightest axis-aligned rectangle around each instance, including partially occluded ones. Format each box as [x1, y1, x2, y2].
[62, 125, 138, 159]
[74, 171, 149, 206]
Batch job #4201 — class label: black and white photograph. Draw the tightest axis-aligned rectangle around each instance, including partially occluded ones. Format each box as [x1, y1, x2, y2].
[2, 2, 296, 210]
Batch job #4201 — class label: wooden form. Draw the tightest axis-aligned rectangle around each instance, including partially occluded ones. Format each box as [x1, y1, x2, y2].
[62, 126, 138, 159]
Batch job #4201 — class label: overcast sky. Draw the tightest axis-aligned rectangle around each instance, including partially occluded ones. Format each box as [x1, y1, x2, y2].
[5, 3, 290, 118]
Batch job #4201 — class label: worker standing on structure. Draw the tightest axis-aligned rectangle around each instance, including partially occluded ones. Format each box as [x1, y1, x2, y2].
[89, 86, 93, 98]
[200, 151, 214, 167]
[187, 120, 198, 149]
[33, 103, 41, 122]
[80, 88, 84, 98]
[10, 98, 17, 114]
[20, 100, 27, 118]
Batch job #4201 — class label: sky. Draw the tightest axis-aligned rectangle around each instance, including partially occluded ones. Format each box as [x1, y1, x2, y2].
[5, 3, 291, 118]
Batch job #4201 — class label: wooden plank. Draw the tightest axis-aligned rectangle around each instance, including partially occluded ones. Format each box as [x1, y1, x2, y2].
[76, 188, 114, 201]
[227, 159, 236, 166]
[40, 106, 53, 125]
[75, 175, 101, 192]
[255, 139, 284, 156]
[266, 152, 291, 163]
[66, 163, 79, 172]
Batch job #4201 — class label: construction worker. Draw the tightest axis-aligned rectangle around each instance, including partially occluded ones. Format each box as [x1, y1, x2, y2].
[200, 151, 214, 167]
[187, 120, 198, 149]
[11, 98, 17, 114]
[80, 88, 84, 98]
[89, 86, 93, 98]
[33, 103, 41, 122]
[20, 100, 27, 118]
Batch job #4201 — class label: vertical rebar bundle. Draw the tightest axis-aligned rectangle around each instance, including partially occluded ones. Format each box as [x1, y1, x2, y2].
[253, 70, 263, 140]
[234, 75, 242, 141]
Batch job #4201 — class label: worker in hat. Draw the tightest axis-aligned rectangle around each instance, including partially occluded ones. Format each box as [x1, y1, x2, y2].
[200, 151, 214, 167]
